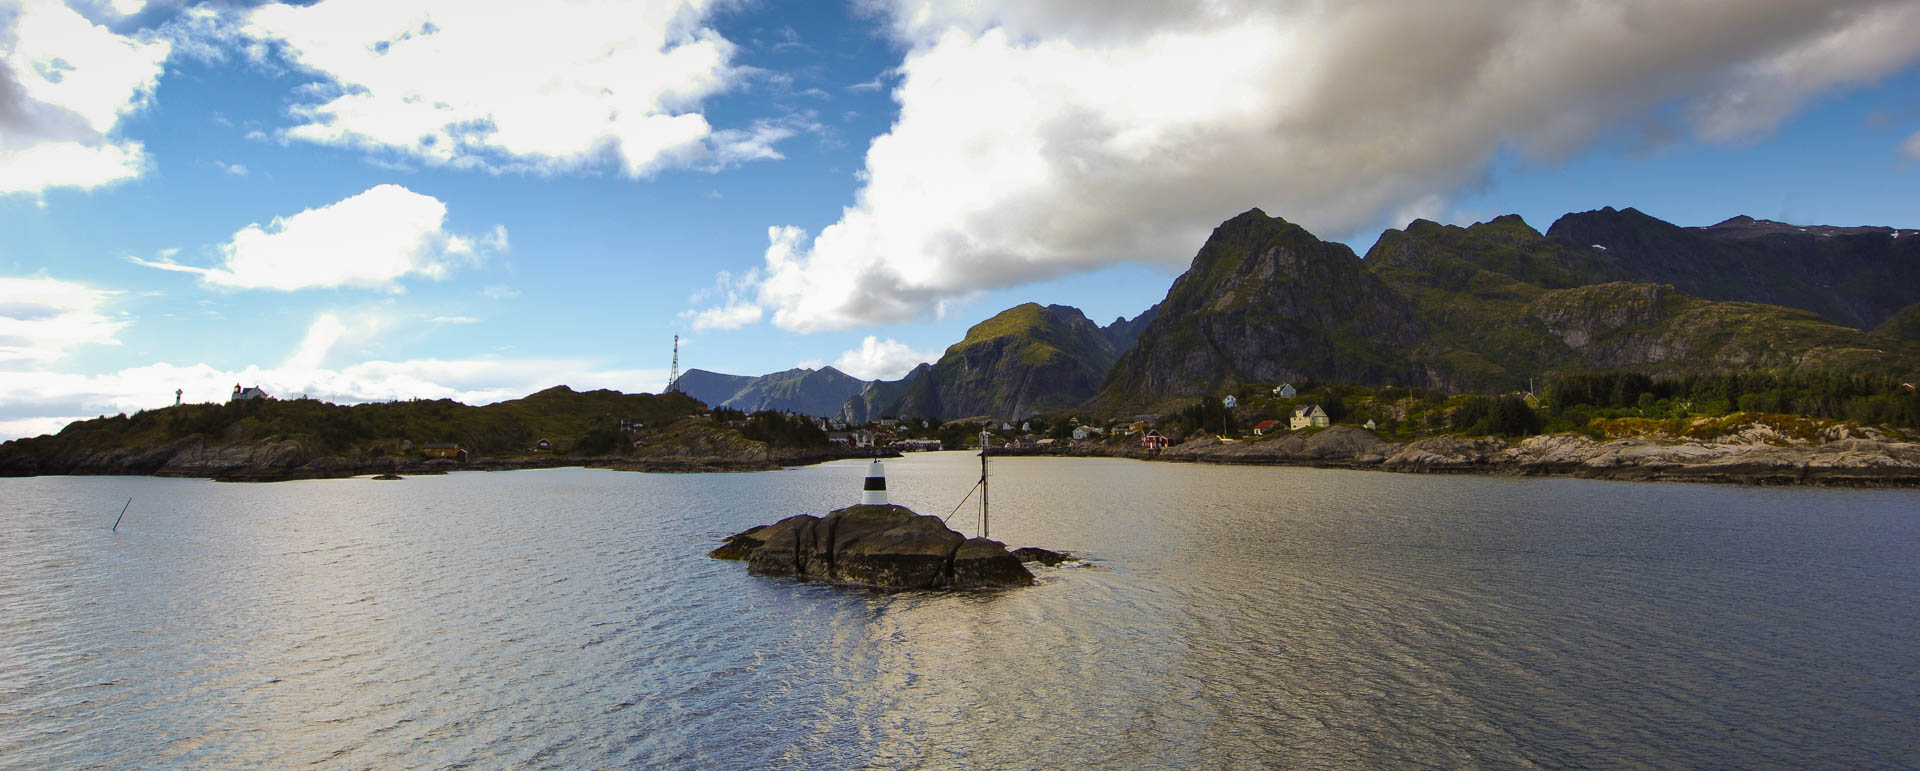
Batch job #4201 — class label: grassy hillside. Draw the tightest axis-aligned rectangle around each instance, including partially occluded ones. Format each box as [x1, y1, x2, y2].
[4, 386, 707, 460]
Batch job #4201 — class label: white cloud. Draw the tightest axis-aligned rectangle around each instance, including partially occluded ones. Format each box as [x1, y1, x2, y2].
[1902, 130, 1920, 161]
[830, 336, 935, 380]
[694, 0, 1920, 332]
[215, 160, 247, 176]
[0, 309, 668, 440]
[679, 265, 764, 330]
[0, 0, 170, 195]
[0, 276, 125, 367]
[0, 356, 670, 441]
[239, 0, 786, 176]
[477, 283, 520, 300]
[131, 184, 503, 291]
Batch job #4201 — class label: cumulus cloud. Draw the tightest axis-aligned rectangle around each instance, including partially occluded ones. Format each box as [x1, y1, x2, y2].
[693, 0, 1920, 332]
[239, 0, 785, 175]
[0, 275, 124, 367]
[830, 335, 935, 380]
[0, 0, 170, 195]
[131, 184, 503, 291]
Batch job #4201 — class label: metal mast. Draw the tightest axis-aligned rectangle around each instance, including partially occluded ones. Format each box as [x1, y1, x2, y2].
[668, 334, 680, 393]
[979, 430, 991, 538]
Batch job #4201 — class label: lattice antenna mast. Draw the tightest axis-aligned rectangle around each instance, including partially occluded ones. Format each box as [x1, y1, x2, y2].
[668, 334, 681, 393]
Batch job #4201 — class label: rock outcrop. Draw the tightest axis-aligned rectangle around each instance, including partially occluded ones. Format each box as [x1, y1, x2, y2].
[712, 504, 1035, 590]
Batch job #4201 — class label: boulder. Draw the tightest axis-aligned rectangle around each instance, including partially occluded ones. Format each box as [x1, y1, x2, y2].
[1011, 546, 1073, 566]
[952, 537, 1033, 586]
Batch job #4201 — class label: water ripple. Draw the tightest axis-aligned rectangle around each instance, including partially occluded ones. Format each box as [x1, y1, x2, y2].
[1, 462, 1917, 768]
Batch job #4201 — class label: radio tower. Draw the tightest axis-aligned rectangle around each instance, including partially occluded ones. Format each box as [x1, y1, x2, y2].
[667, 334, 680, 393]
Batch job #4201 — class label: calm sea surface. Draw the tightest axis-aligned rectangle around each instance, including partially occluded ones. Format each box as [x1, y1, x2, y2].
[2, 455, 1917, 769]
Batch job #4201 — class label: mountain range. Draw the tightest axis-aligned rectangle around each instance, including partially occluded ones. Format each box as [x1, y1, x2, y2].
[677, 207, 1918, 420]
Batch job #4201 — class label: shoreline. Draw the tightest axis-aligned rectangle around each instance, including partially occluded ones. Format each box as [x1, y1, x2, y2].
[0, 442, 896, 483]
[4, 428, 1917, 488]
[1001, 427, 1920, 488]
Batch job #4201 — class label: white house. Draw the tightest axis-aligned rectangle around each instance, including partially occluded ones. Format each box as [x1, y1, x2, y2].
[230, 384, 269, 401]
[1290, 404, 1330, 430]
[1273, 383, 1297, 398]
[1222, 395, 1238, 409]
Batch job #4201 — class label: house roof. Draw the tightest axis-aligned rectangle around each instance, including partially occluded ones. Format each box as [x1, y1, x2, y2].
[1254, 419, 1280, 430]
[1293, 404, 1326, 417]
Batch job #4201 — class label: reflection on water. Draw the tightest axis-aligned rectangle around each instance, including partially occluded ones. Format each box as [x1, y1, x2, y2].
[2, 457, 1917, 768]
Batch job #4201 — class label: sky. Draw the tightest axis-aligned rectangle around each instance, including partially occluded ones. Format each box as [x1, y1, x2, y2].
[4, 0, 1920, 440]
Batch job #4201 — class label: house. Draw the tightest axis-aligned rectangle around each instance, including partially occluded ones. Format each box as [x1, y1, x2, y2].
[1071, 426, 1095, 440]
[880, 418, 899, 427]
[424, 443, 469, 462]
[1273, 383, 1297, 398]
[1363, 419, 1377, 431]
[827, 432, 852, 446]
[893, 438, 942, 452]
[230, 384, 269, 401]
[1222, 395, 1238, 409]
[619, 418, 645, 432]
[534, 438, 554, 451]
[852, 430, 875, 448]
[1252, 419, 1281, 436]
[1140, 429, 1169, 451]
[1290, 404, 1330, 430]
[1001, 422, 1015, 431]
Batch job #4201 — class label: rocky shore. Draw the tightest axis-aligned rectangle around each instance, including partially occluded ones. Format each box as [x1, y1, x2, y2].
[1058, 425, 1920, 486]
[0, 432, 893, 482]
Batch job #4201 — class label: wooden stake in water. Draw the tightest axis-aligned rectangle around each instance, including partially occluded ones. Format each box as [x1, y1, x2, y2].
[111, 498, 130, 532]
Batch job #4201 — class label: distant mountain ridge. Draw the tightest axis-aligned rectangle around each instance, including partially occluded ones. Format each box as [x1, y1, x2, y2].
[1092, 207, 1918, 412]
[670, 366, 867, 417]
[688, 206, 1915, 421]
[1540, 206, 1918, 330]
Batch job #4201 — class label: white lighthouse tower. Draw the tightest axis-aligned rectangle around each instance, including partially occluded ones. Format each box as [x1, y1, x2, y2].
[861, 459, 888, 505]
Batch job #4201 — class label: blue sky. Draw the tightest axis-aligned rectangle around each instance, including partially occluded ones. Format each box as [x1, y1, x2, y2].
[4, 0, 1919, 439]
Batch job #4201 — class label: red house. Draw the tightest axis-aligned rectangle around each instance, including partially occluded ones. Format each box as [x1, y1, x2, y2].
[1140, 429, 1168, 451]
[1252, 419, 1281, 436]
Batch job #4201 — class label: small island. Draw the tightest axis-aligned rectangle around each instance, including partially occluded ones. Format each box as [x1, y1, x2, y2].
[711, 460, 1061, 590]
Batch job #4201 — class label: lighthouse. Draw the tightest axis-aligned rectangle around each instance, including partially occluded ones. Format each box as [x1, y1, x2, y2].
[861, 459, 888, 505]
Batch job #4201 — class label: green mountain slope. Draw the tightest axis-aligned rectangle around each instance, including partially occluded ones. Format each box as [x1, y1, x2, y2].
[884, 303, 1120, 420]
[1091, 208, 1428, 412]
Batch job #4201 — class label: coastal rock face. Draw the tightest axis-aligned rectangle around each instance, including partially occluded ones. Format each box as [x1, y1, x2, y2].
[716, 504, 1034, 590]
[1382, 436, 1510, 471]
[1095, 209, 1428, 411]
